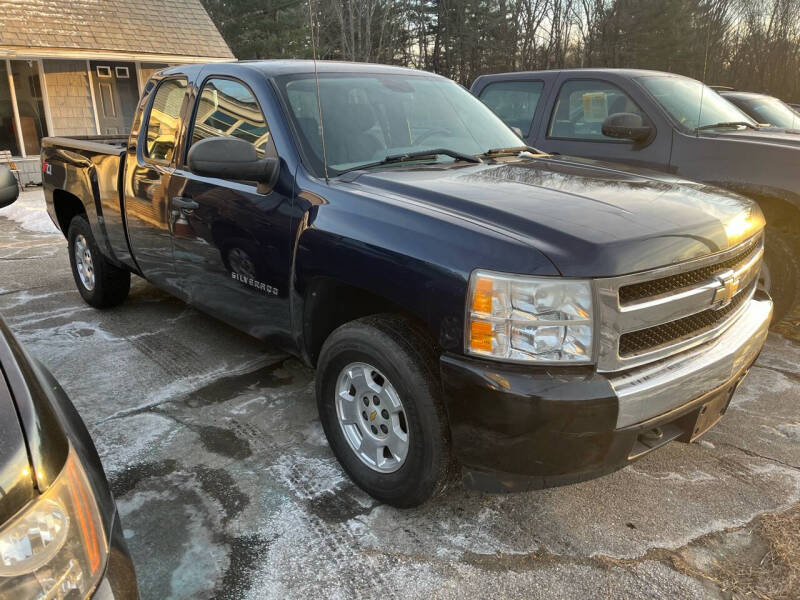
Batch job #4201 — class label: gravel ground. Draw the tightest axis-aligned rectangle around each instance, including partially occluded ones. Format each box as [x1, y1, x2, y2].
[1, 190, 799, 599]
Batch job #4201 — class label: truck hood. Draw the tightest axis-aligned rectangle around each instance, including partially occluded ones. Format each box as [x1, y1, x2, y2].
[349, 156, 763, 277]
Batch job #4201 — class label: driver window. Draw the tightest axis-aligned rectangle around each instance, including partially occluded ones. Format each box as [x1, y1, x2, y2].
[548, 80, 644, 140]
[189, 78, 276, 160]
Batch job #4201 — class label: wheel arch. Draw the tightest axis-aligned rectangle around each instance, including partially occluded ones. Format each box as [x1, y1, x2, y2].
[300, 277, 429, 367]
[52, 188, 87, 238]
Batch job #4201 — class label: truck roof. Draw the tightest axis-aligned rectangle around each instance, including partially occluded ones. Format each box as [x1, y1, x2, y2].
[164, 59, 442, 79]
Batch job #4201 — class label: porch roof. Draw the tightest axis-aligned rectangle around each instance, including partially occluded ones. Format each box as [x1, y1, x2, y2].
[0, 0, 234, 61]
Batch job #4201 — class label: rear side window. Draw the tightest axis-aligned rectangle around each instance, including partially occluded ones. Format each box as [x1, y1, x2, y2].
[548, 79, 645, 140]
[478, 80, 544, 135]
[144, 78, 187, 162]
[189, 78, 275, 159]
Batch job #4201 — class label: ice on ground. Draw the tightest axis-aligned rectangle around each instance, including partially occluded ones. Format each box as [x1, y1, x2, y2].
[0, 189, 59, 234]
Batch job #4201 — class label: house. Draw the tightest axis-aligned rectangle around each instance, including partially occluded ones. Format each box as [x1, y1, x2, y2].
[0, 0, 234, 184]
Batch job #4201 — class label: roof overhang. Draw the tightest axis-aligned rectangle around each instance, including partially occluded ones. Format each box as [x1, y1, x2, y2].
[0, 45, 233, 64]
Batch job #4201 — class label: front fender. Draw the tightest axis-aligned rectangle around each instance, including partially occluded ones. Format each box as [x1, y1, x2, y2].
[291, 180, 560, 355]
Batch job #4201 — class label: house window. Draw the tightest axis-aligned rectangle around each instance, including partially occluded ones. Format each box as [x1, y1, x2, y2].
[115, 67, 129, 79]
[0, 61, 21, 156]
[96, 66, 112, 78]
[10, 60, 48, 156]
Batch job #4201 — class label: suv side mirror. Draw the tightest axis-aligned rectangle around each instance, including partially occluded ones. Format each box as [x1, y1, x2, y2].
[0, 165, 19, 209]
[187, 136, 279, 192]
[601, 113, 652, 142]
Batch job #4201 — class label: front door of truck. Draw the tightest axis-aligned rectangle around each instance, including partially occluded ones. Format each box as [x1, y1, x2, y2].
[167, 75, 295, 342]
[124, 76, 189, 286]
[533, 77, 671, 171]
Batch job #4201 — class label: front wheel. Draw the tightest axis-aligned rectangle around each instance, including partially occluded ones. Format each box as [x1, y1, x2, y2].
[316, 315, 453, 507]
[760, 227, 800, 324]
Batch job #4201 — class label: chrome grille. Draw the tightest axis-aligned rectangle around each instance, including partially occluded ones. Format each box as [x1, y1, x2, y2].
[618, 281, 753, 357]
[595, 234, 763, 372]
[619, 241, 761, 305]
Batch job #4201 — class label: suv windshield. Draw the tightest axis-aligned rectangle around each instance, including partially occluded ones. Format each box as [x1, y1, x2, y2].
[725, 94, 800, 129]
[275, 72, 522, 177]
[639, 75, 757, 132]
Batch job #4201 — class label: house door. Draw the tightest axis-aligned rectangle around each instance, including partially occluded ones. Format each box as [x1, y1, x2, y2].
[90, 61, 138, 135]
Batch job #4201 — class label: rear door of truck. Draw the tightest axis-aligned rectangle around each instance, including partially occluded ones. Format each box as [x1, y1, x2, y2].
[122, 69, 193, 286]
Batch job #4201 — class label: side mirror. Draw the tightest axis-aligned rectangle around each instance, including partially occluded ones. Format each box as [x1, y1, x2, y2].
[187, 136, 278, 192]
[601, 113, 652, 142]
[0, 165, 19, 209]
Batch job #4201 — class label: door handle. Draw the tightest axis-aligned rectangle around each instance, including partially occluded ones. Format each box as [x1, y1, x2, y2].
[171, 196, 198, 211]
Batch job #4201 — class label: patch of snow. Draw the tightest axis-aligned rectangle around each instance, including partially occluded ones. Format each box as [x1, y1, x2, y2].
[0, 190, 59, 234]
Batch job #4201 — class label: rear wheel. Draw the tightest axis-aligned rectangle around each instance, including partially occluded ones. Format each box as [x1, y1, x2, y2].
[67, 216, 130, 308]
[316, 315, 453, 507]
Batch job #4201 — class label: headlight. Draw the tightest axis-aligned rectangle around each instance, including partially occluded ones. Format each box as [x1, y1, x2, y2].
[466, 270, 593, 363]
[0, 447, 108, 599]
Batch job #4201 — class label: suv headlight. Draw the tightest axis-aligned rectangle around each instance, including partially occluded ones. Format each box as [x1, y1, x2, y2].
[466, 270, 593, 363]
[0, 447, 108, 599]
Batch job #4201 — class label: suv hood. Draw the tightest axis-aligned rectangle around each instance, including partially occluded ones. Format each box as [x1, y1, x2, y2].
[707, 128, 800, 147]
[0, 374, 35, 524]
[348, 156, 763, 276]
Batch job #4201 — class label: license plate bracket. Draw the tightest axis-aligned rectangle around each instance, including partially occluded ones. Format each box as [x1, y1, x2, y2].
[687, 389, 731, 442]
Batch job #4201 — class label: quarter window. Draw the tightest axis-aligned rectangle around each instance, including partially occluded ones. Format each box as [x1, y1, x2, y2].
[190, 78, 274, 160]
[549, 80, 645, 140]
[144, 78, 187, 162]
[479, 80, 544, 135]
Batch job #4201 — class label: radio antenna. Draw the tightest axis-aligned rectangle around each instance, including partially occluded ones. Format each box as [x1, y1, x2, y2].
[307, 0, 329, 183]
[696, 22, 711, 138]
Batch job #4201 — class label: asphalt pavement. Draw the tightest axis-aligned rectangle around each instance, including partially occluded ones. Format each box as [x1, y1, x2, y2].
[1, 190, 798, 599]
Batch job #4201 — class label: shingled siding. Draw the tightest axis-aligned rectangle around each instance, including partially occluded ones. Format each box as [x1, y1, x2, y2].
[43, 60, 96, 137]
[0, 0, 234, 60]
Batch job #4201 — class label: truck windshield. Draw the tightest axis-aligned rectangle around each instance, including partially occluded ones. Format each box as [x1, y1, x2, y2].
[639, 75, 757, 132]
[726, 94, 800, 129]
[275, 72, 522, 177]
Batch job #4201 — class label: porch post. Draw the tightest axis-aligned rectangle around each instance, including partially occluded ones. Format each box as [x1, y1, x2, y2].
[37, 59, 54, 137]
[135, 61, 144, 96]
[6, 59, 26, 157]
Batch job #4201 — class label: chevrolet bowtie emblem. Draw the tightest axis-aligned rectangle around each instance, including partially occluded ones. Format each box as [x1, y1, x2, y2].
[712, 270, 740, 309]
[369, 411, 377, 421]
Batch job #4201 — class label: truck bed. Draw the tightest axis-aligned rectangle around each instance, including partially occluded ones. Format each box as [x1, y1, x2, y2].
[41, 135, 133, 269]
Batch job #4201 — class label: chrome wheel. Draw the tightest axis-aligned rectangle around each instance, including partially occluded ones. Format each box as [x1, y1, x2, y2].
[74, 234, 95, 291]
[228, 247, 256, 280]
[335, 362, 409, 473]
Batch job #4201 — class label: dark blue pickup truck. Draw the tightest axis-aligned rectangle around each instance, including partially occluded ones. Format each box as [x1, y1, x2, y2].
[472, 68, 800, 322]
[41, 61, 771, 507]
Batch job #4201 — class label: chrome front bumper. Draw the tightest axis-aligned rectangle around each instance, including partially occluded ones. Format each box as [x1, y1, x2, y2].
[609, 294, 772, 428]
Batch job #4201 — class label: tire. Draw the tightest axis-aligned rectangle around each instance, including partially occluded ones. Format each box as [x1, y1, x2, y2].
[67, 215, 130, 308]
[316, 314, 454, 507]
[761, 227, 800, 324]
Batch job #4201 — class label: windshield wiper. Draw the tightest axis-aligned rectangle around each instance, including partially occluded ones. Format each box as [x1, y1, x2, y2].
[695, 121, 758, 132]
[336, 148, 481, 176]
[479, 145, 545, 158]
